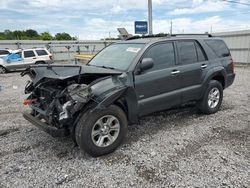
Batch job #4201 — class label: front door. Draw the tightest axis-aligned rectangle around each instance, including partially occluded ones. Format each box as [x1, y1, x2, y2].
[22, 50, 36, 67]
[134, 42, 182, 116]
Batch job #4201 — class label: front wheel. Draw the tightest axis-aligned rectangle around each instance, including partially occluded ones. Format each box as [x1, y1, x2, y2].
[198, 80, 223, 114]
[75, 105, 128, 157]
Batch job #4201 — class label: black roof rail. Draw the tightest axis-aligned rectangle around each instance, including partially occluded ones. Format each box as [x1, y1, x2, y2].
[125, 33, 212, 40]
[170, 34, 213, 37]
[126, 33, 170, 40]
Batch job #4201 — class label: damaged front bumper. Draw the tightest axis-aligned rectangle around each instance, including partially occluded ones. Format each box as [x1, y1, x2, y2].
[23, 112, 69, 137]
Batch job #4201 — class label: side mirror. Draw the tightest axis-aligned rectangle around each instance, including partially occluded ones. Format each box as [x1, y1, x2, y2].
[140, 58, 154, 72]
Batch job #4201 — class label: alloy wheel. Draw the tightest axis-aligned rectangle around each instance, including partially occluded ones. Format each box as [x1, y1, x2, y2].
[208, 87, 220, 108]
[91, 115, 120, 147]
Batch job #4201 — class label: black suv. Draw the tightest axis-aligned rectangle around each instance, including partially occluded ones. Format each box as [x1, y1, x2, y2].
[22, 35, 235, 157]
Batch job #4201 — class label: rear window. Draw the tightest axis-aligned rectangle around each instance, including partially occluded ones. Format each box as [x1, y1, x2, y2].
[36, 50, 48, 56]
[0, 50, 10, 55]
[205, 40, 230, 58]
[178, 41, 198, 64]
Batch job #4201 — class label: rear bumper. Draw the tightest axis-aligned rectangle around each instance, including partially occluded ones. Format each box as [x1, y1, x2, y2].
[23, 112, 69, 137]
[226, 73, 235, 88]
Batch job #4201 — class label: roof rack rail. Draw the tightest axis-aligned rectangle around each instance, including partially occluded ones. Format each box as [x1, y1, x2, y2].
[126, 33, 170, 40]
[125, 33, 212, 40]
[170, 34, 212, 37]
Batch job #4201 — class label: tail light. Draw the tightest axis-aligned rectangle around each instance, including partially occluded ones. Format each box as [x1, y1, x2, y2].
[49, 55, 53, 60]
[229, 56, 235, 74]
[23, 99, 37, 105]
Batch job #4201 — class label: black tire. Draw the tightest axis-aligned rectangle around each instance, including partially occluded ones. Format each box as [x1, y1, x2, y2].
[35, 61, 46, 64]
[0, 66, 7, 74]
[198, 80, 223, 114]
[75, 105, 127, 157]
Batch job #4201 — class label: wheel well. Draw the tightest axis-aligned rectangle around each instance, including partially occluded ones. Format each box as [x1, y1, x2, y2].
[0, 65, 7, 70]
[114, 99, 128, 119]
[35, 61, 46, 64]
[211, 74, 225, 89]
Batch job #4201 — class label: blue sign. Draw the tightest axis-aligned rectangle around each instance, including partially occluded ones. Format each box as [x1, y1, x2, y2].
[135, 21, 148, 34]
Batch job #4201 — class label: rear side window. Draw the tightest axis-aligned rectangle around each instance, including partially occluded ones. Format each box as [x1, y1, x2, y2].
[178, 41, 197, 64]
[36, 50, 48, 56]
[24, 50, 35, 58]
[205, 40, 230, 58]
[144, 42, 175, 71]
[0, 50, 10, 55]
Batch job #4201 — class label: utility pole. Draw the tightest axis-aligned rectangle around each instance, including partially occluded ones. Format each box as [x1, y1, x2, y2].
[148, 0, 153, 35]
[210, 26, 213, 34]
[170, 21, 173, 35]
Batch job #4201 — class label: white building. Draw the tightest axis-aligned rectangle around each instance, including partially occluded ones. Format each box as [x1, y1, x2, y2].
[214, 30, 250, 64]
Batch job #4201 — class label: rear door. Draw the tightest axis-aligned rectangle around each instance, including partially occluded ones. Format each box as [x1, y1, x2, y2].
[176, 40, 209, 102]
[134, 41, 182, 116]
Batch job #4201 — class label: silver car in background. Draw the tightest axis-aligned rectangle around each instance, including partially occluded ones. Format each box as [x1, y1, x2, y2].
[0, 48, 52, 74]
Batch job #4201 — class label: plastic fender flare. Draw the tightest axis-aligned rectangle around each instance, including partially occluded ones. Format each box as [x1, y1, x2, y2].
[201, 67, 226, 97]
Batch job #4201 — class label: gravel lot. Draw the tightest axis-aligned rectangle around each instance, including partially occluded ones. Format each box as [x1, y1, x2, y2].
[0, 67, 249, 187]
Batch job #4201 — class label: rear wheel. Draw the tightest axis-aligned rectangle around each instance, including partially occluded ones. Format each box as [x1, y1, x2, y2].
[35, 61, 46, 64]
[0, 66, 7, 74]
[198, 80, 223, 114]
[75, 105, 127, 157]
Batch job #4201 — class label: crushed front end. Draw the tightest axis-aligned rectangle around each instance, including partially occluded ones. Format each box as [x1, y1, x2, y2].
[21, 65, 124, 137]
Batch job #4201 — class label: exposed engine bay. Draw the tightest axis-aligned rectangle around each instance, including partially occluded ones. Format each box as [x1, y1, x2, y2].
[27, 82, 90, 128]
[22, 65, 125, 129]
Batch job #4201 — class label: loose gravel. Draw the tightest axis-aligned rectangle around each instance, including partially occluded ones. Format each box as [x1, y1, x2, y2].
[0, 67, 249, 187]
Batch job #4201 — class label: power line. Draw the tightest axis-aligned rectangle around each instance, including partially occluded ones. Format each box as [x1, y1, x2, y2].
[221, 0, 250, 6]
[217, 10, 250, 18]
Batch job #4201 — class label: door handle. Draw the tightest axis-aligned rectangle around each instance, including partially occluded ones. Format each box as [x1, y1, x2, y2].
[171, 70, 180, 75]
[201, 64, 207, 69]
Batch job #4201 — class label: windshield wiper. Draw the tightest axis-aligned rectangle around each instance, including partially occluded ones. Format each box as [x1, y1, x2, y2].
[100, 65, 115, 70]
[89, 64, 115, 70]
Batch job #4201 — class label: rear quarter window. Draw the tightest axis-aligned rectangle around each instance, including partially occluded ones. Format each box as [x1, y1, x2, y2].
[205, 40, 230, 58]
[35, 50, 48, 56]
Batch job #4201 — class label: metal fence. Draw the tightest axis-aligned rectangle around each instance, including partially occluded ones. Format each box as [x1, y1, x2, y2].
[0, 40, 115, 63]
[0, 30, 250, 64]
[214, 30, 250, 65]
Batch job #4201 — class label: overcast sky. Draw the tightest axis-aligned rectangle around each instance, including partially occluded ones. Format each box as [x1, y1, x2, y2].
[0, 0, 250, 39]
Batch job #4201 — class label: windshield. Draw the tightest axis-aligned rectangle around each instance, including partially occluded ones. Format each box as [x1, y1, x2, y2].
[88, 43, 145, 71]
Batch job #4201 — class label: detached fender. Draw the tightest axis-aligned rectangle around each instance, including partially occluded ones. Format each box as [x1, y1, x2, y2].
[94, 86, 139, 124]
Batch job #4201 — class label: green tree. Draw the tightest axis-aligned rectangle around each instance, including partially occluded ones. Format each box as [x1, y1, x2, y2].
[41, 32, 53, 40]
[13, 30, 23, 40]
[0, 29, 76, 40]
[4, 30, 15, 40]
[25, 29, 39, 39]
[55, 32, 72, 40]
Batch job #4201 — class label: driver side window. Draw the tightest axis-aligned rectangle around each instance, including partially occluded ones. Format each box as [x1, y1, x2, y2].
[143, 42, 175, 71]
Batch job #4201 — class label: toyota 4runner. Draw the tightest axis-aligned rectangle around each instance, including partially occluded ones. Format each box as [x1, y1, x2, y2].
[22, 34, 235, 157]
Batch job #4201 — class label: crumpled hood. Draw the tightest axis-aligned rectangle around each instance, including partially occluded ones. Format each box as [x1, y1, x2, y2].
[21, 64, 123, 86]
